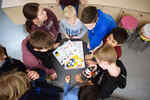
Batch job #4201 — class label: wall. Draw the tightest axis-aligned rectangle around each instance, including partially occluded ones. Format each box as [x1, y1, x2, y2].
[2, 0, 150, 24]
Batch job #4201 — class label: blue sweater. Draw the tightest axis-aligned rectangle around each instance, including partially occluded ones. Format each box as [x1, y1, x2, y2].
[63, 83, 79, 100]
[60, 18, 87, 38]
[88, 9, 117, 50]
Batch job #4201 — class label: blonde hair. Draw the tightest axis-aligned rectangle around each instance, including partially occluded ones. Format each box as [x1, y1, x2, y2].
[63, 5, 77, 19]
[0, 71, 30, 100]
[93, 44, 117, 63]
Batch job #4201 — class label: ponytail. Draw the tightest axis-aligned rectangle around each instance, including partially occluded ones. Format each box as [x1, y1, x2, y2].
[25, 20, 33, 33]
[23, 3, 39, 33]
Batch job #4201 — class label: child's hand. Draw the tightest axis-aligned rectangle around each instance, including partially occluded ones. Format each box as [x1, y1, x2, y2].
[98, 61, 109, 70]
[65, 75, 71, 83]
[56, 0, 59, 5]
[27, 70, 39, 80]
[87, 43, 90, 49]
[72, 36, 79, 39]
[53, 43, 60, 49]
[65, 34, 70, 39]
[107, 63, 121, 77]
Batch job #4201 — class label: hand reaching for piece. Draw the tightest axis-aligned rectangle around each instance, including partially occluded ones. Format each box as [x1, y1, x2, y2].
[65, 75, 71, 83]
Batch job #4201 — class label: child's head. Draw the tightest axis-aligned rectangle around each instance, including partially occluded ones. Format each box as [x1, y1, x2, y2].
[0, 72, 29, 100]
[29, 30, 55, 52]
[93, 44, 117, 68]
[23, 3, 47, 32]
[81, 6, 98, 30]
[106, 27, 129, 47]
[64, 5, 77, 26]
[78, 85, 101, 100]
[0, 45, 7, 63]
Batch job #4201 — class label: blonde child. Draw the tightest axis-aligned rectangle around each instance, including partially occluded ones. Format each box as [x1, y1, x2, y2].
[59, 5, 87, 39]
[75, 44, 127, 99]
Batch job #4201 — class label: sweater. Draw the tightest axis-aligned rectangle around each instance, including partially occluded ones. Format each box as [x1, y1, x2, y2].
[27, 41, 56, 69]
[60, 18, 87, 38]
[31, 8, 59, 41]
[91, 60, 127, 99]
[88, 9, 117, 50]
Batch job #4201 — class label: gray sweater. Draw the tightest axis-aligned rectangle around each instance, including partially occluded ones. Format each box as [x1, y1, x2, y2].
[59, 18, 87, 38]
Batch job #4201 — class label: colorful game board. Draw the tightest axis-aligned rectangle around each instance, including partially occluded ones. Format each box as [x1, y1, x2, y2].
[53, 40, 85, 70]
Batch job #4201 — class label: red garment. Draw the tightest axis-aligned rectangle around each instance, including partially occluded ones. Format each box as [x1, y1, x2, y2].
[22, 36, 55, 75]
[31, 9, 59, 41]
[103, 37, 122, 59]
[114, 46, 122, 59]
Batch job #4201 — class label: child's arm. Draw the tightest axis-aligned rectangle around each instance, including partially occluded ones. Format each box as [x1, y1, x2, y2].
[77, 21, 88, 38]
[59, 20, 70, 39]
[64, 75, 71, 95]
[56, 0, 59, 5]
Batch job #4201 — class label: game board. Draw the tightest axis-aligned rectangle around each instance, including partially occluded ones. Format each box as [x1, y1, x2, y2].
[53, 40, 85, 70]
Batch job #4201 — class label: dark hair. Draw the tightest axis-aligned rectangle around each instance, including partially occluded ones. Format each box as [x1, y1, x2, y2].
[29, 30, 55, 50]
[0, 45, 7, 60]
[78, 85, 101, 100]
[81, 6, 98, 24]
[111, 27, 129, 44]
[23, 3, 39, 33]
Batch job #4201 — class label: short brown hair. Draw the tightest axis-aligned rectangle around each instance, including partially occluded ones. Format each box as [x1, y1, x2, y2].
[81, 6, 98, 24]
[94, 44, 117, 63]
[29, 30, 55, 49]
[0, 45, 6, 60]
[0, 72, 30, 100]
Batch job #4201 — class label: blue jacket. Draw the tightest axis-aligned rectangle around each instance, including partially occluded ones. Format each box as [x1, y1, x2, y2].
[63, 83, 79, 100]
[88, 9, 117, 50]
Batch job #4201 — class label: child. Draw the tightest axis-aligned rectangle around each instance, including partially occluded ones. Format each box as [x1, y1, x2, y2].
[104, 27, 129, 59]
[23, 3, 61, 42]
[26, 30, 60, 80]
[63, 75, 101, 100]
[59, 5, 87, 39]
[0, 71, 62, 100]
[56, 0, 87, 14]
[75, 44, 127, 99]
[81, 6, 117, 50]
[0, 44, 43, 80]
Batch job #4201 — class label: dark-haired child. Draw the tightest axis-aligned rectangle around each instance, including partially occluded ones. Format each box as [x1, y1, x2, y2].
[0, 44, 45, 80]
[56, 0, 87, 15]
[104, 27, 129, 59]
[23, 2, 61, 42]
[81, 6, 117, 50]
